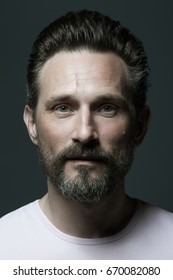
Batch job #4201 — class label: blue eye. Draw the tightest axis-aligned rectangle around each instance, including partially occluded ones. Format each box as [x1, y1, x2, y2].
[55, 105, 71, 112]
[99, 104, 118, 116]
[102, 105, 115, 111]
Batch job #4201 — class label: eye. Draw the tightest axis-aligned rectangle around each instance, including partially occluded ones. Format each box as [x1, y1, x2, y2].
[55, 104, 71, 113]
[98, 104, 118, 116]
[53, 104, 74, 118]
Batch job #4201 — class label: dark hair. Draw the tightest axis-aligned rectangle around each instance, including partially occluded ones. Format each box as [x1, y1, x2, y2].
[27, 10, 149, 116]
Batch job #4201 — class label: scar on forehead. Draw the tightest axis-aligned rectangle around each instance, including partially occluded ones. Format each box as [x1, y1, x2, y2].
[75, 73, 79, 87]
[73, 72, 93, 88]
[73, 72, 92, 86]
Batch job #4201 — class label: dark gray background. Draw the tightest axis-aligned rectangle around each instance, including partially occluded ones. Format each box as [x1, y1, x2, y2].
[1, 0, 173, 217]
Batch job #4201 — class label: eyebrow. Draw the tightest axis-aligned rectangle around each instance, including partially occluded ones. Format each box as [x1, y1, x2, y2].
[45, 93, 128, 110]
[45, 95, 75, 109]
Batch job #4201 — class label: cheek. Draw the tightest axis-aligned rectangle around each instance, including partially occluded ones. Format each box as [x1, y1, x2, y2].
[36, 119, 72, 151]
[99, 120, 134, 148]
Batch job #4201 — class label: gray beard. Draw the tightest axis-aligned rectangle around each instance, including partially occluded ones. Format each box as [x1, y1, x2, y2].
[38, 142, 134, 203]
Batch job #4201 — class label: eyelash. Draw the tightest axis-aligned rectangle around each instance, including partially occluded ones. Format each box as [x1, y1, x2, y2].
[52, 103, 119, 117]
[54, 104, 72, 112]
[99, 104, 118, 113]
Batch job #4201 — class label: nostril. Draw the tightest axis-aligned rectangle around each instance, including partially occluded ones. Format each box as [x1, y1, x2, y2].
[71, 109, 99, 144]
[71, 128, 99, 145]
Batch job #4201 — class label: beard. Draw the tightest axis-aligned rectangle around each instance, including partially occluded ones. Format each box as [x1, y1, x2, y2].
[38, 141, 134, 203]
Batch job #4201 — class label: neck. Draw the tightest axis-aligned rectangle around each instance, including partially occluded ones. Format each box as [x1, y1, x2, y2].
[39, 180, 136, 238]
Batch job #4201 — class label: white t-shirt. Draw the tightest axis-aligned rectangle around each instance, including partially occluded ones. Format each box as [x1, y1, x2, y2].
[0, 199, 173, 259]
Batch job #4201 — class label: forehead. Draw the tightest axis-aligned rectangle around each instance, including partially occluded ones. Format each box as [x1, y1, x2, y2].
[38, 51, 128, 100]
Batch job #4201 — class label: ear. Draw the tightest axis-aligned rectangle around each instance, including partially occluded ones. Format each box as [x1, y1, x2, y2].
[23, 105, 38, 145]
[133, 105, 151, 147]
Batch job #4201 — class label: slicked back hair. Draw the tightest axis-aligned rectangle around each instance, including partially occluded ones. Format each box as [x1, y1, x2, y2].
[27, 10, 149, 117]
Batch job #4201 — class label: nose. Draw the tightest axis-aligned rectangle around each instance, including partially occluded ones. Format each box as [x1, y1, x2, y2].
[71, 107, 98, 144]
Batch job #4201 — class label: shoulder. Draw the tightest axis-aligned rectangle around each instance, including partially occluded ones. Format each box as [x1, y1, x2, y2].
[0, 200, 46, 259]
[137, 200, 173, 231]
[141, 201, 173, 218]
[0, 200, 39, 231]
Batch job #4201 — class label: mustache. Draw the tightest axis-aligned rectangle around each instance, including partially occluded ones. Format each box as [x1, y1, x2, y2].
[52, 143, 114, 163]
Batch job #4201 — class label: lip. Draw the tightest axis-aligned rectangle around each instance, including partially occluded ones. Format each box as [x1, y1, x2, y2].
[67, 158, 103, 165]
[67, 157, 102, 161]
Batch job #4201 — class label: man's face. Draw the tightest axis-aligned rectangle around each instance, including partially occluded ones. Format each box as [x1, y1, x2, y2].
[26, 51, 137, 203]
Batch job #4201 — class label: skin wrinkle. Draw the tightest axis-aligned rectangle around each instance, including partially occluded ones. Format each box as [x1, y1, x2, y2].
[37, 52, 136, 126]
[75, 73, 79, 89]
[24, 50, 150, 237]
[38, 51, 128, 98]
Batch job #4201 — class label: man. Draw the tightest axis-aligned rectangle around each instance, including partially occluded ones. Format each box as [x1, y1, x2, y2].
[0, 10, 173, 259]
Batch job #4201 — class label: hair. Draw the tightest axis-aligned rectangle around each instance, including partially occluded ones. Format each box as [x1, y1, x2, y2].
[27, 10, 149, 117]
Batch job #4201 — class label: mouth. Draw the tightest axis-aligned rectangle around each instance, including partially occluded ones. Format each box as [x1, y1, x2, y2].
[66, 156, 104, 166]
[67, 156, 103, 161]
